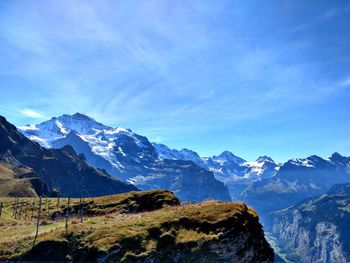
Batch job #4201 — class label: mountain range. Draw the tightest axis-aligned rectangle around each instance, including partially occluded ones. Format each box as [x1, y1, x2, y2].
[18, 113, 230, 202]
[153, 143, 281, 199]
[6, 112, 350, 261]
[152, 143, 350, 218]
[18, 113, 350, 211]
[240, 153, 350, 215]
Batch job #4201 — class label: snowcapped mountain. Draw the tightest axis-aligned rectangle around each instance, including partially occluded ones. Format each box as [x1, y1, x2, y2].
[152, 143, 350, 211]
[240, 153, 350, 215]
[153, 143, 280, 200]
[20, 113, 350, 211]
[154, 143, 204, 166]
[153, 143, 280, 181]
[0, 115, 137, 197]
[243, 156, 280, 179]
[19, 113, 110, 147]
[19, 113, 231, 202]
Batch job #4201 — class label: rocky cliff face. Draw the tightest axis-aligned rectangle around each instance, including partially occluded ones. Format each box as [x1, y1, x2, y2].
[267, 183, 350, 263]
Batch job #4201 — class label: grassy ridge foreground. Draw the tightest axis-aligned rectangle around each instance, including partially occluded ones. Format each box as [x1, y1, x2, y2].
[0, 190, 273, 262]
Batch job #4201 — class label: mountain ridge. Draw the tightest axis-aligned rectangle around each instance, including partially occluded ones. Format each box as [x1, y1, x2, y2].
[19, 113, 231, 202]
[18, 113, 350, 209]
[0, 115, 137, 197]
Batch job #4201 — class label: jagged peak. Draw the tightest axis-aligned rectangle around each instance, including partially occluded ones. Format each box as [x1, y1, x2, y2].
[215, 151, 246, 163]
[67, 112, 95, 121]
[179, 148, 199, 154]
[330, 152, 345, 159]
[256, 156, 274, 163]
[308, 154, 323, 159]
[39, 113, 105, 126]
[60, 144, 77, 155]
[329, 152, 350, 165]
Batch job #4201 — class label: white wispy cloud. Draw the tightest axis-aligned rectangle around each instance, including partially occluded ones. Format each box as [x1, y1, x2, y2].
[339, 78, 350, 87]
[20, 108, 45, 119]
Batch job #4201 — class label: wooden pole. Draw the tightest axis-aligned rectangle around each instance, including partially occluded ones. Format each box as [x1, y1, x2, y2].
[14, 197, 19, 219]
[0, 201, 3, 219]
[24, 201, 28, 220]
[80, 198, 84, 223]
[47, 199, 50, 217]
[56, 196, 60, 220]
[65, 197, 70, 235]
[31, 198, 35, 221]
[18, 200, 23, 220]
[12, 197, 16, 217]
[13, 197, 18, 218]
[33, 197, 42, 248]
[57, 196, 60, 210]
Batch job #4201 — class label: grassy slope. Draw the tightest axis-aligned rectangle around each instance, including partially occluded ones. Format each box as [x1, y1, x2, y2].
[0, 163, 38, 197]
[0, 190, 180, 260]
[0, 190, 270, 262]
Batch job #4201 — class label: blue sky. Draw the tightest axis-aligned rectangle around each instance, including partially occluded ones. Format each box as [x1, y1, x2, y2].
[1, 0, 350, 162]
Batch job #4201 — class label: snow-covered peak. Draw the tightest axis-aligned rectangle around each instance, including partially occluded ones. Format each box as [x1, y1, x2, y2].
[152, 143, 176, 159]
[49, 113, 110, 134]
[18, 113, 111, 143]
[103, 127, 132, 136]
[256, 156, 275, 163]
[178, 148, 202, 162]
[289, 158, 316, 168]
[153, 143, 203, 165]
[213, 151, 246, 164]
[70, 112, 95, 121]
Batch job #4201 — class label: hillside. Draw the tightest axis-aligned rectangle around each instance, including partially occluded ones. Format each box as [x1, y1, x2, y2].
[0, 115, 137, 197]
[0, 190, 273, 262]
[0, 162, 52, 197]
[267, 183, 350, 262]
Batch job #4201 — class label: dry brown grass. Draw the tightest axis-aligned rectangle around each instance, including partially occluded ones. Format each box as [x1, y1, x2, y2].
[0, 191, 256, 261]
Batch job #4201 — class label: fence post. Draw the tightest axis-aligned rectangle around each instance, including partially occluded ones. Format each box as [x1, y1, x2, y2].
[57, 196, 60, 210]
[65, 197, 70, 235]
[80, 197, 84, 223]
[33, 197, 42, 248]
[31, 198, 35, 221]
[24, 201, 28, 220]
[0, 201, 3, 219]
[56, 196, 60, 220]
[18, 200, 24, 220]
[12, 197, 16, 217]
[47, 199, 50, 217]
[13, 197, 18, 218]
